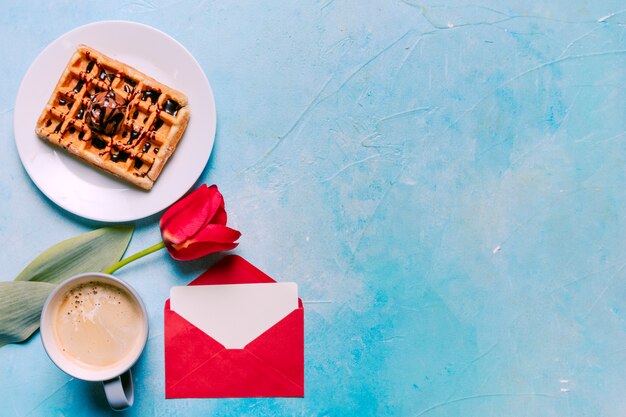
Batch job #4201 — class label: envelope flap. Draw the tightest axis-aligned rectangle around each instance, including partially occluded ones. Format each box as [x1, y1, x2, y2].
[190, 255, 275, 286]
[164, 300, 226, 388]
[246, 306, 304, 386]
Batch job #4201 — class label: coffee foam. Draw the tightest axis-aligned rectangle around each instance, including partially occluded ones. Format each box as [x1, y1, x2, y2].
[54, 281, 144, 369]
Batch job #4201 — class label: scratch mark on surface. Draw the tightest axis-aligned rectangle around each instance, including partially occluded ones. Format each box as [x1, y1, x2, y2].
[0, 107, 13, 116]
[415, 47, 622, 165]
[377, 106, 437, 123]
[120, 0, 157, 13]
[240, 28, 420, 172]
[274, 76, 333, 146]
[394, 33, 432, 89]
[575, 131, 626, 144]
[467, 342, 499, 365]
[399, 1, 572, 32]
[403, 2, 512, 19]
[504, 50, 626, 86]
[341, 92, 423, 270]
[557, 26, 605, 59]
[509, 89, 580, 165]
[597, 9, 626, 22]
[416, 393, 557, 416]
[320, 29, 414, 103]
[458, 4, 510, 17]
[509, 136, 555, 167]
[320, 153, 396, 183]
[26, 378, 75, 416]
[554, 88, 581, 126]
[320, 0, 335, 12]
[438, 49, 626, 147]
[361, 142, 397, 149]
[582, 261, 626, 319]
[380, 336, 405, 343]
[360, 132, 384, 148]
[475, 135, 512, 159]
[322, 36, 355, 57]
[547, 257, 626, 295]
[244, 76, 334, 171]
[399, 1, 438, 29]
[400, 1, 513, 30]
[583, 273, 620, 319]
[492, 245, 501, 254]
[497, 188, 591, 250]
[402, 0, 606, 24]
[346, 169, 402, 271]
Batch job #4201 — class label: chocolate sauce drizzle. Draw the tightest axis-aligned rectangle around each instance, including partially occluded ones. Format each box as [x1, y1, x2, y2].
[162, 99, 180, 115]
[91, 136, 107, 149]
[54, 50, 179, 173]
[141, 90, 161, 103]
[110, 149, 129, 163]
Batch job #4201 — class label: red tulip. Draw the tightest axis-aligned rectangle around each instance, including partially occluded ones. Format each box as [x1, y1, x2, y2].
[160, 184, 241, 260]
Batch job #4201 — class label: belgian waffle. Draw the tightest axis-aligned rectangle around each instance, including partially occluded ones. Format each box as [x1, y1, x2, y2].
[35, 45, 190, 190]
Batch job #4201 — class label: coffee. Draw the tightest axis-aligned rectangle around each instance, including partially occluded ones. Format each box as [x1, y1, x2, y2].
[53, 280, 145, 369]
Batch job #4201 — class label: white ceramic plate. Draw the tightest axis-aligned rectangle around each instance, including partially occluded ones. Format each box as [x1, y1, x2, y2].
[14, 21, 216, 222]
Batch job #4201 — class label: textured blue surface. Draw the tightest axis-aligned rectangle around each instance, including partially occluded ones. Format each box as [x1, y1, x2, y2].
[1, 1, 626, 416]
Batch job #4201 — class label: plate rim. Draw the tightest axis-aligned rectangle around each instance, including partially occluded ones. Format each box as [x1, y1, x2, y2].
[14, 20, 216, 223]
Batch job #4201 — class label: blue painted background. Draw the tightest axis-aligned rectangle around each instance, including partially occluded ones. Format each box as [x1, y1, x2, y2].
[1, 1, 626, 416]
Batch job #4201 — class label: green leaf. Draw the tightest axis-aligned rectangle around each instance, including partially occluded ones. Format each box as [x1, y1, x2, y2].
[14, 226, 134, 284]
[0, 281, 56, 345]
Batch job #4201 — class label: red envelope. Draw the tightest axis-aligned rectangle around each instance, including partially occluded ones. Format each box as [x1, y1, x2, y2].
[164, 255, 304, 398]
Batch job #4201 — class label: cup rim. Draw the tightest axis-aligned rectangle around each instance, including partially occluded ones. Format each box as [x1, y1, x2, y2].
[40, 272, 149, 382]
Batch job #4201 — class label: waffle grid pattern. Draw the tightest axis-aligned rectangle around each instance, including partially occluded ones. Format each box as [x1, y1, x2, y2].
[35, 45, 190, 190]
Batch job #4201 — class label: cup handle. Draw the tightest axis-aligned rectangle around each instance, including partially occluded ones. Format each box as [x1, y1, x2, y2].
[102, 369, 134, 411]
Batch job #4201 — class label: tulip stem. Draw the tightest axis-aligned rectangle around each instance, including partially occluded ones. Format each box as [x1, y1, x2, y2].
[102, 241, 166, 275]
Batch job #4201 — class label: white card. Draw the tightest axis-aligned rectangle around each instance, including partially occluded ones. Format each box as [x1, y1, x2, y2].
[170, 283, 298, 349]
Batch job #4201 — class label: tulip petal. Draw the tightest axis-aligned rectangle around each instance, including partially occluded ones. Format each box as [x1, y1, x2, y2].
[198, 185, 228, 228]
[166, 241, 239, 261]
[213, 203, 227, 225]
[164, 224, 241, 261]
[160, 185, 225, 245]
[190, 224, 241, 244]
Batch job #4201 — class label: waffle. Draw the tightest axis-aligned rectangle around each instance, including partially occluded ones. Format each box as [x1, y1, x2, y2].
[35, 45, 190, 190]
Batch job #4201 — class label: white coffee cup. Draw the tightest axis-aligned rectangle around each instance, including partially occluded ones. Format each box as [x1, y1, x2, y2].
[40, 273, 149, 411]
